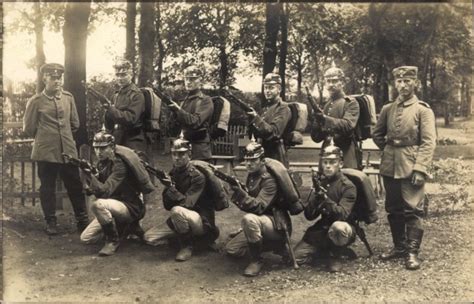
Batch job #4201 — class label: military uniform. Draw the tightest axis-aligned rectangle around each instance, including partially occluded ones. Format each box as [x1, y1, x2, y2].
[294, 171, 357, 268]
[311, 92, 360, 169]
[104, 82, 147, 155]
[373, 66, 436, 270]
[250, 96, 291, 168]
[23, 63, 88, 233]
[174, 90, 214, 160]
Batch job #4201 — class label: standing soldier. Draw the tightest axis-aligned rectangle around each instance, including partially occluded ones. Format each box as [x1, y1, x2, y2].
[224, 143, 293, 277]
[310, 66, 361, 169]
[79, 131, 153, 256]
[167, 66, 214, 161]
[293, 144, 357, 272]
[247, 73, 291, 168]
[373, 66, 436, 270]
[143, 139, 220, 261]
[23, 63, 89, 235]
[104, 58, 147, 160]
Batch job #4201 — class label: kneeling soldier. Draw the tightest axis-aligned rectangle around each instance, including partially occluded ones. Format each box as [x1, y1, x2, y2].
[80, 131, 151, 256]
[224, 143, 292, 277]
[143, 139, 220, 261]
[293, 144, 357, 272]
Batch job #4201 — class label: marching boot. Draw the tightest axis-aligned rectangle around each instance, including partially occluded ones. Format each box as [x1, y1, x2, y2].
[244, 241, 264, 277]
[328, 246, 343, 273]
[381, 215, 407, 260]
[175, 232, 193, 262]
[45, 218, 59, 236]
[405, 227, 424, 270]
[127, 221, 145, 241]
[99, 221, 120, 256]
[75, 213, 90, 234]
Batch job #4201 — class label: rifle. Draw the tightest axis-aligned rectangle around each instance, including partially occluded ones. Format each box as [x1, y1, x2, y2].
[151, 86, 177, 107]
[82, 81, 112, 108]
[213, 169, 247, 193]
[305, 86, 323, 116]
[354, 222, 373, 256]
[220, 87, 255, 113]
[62, 153, 98, 176]
[141, 160, 174, 187]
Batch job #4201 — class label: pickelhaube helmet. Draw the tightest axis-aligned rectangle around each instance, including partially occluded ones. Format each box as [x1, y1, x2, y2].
[171, 138, 191, 152]
[321, 144, 343, 160]
[324, 63, 345, 80]
[92, 131, 115, 148]
[263, 72, 281, 85]
[244, 142, 265, 160]
[113, 57, 132, 73]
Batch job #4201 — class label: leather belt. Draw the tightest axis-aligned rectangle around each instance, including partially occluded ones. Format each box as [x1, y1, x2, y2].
[386, 138, 418, 147]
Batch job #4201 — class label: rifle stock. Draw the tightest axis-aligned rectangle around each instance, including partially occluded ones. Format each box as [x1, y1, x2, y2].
[82, 81, 111, 108]
[62, 153, 98, 176]
[213, 169, 247, 192]
[141, 161, 173, 187]
[151, 87, 175, 106]
[220, 88, 254, 113]
[305, 86, 323, 115]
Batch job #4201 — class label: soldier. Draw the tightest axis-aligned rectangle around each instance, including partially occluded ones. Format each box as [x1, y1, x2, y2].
[104, 58, 147, 159]
[247, 73, 291, 168]
[373, 66, 436, 270]
[143, 139, 220, 261]
[293, 144, 357, 272]
[310, 66, 361, 169]
[80, 131, 152, 256]
[23, 63, 89, 235]
[224, 143, 292, 277]
[168, 66, 214, 161]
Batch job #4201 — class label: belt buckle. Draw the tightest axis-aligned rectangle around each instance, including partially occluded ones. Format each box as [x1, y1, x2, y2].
[393, 139, 402, 146]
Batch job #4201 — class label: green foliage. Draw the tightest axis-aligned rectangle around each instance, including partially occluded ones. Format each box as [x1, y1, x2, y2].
[427, 158, 473, 214]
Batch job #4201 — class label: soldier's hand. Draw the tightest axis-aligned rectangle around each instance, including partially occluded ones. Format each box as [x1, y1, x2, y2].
[411, 171, 426, 187]
[246, 108, 258, 119]
[168, 100, 181, 111]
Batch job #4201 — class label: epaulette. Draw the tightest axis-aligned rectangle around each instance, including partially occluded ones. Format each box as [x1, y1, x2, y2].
[418, 100, 431, 108]
[344, 96, 355, 103]
[62, 90, 73, 97]
[261, 171, 272, 180]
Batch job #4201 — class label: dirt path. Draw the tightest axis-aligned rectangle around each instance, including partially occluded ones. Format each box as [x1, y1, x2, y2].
[3, 200, 473, 302]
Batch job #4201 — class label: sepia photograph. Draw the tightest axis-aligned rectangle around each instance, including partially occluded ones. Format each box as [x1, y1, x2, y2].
[1, 1, 473, 302]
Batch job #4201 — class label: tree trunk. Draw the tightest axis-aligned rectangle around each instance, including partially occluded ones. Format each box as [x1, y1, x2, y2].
[155, 2, 164, 90]
[125, 1, 137, 79]
[63, 2, 91, 146]
[218, 46, 228, 89]
[137, 2, 155, 87]
[278, 4, 288, 100]
[33, 2, 46, 93]
[262, 2, 281, 88]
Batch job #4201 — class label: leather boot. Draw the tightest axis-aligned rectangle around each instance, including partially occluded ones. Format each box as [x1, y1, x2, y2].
[405, 227, 424, 270]
[45, 218, 59, 236]
[244, 241, 264, 277]
[99, 221, 120, 256]
[328, 246, 343, 273]
[381, 215, 406, 260]
[126, 221, 145, 241]
[175, 233, 193, 262]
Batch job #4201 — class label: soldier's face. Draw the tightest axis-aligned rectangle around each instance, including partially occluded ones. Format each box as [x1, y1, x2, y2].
[172, 151, 190, 168]
[395, 78, 417, 100]
[43, 74, 63, 93]
[325, 77, 344, 97]
[263, 84, 280, 100]
[115, 70, 132, 87]
[245, 157, 264, 173]
[322, 158, 342, 178]
[94, 145, 114, 161]
[184, 77, 200, 91]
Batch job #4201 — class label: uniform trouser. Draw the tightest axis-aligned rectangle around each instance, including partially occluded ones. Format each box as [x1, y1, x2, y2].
[143, 206, 205, 246]
[80, 198, 133, 244]
[37, 161, 87, 223]
[224, 214, 283, 257]
[294, 221, 356, 265]
[383, 176, 423, 230]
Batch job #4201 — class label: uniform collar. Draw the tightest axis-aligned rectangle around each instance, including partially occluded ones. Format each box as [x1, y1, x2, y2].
[396, 94, 418, 107]
[329, 91, 345, 102]
[116, 82, 134, 93]
[174, 162, 191, 173]
[186, 89, 202, 99]
[324, 171, 343, 184]
[266, 96, 282, 108]
[248, 164, 267, 178]
[42, 89, 62, 100]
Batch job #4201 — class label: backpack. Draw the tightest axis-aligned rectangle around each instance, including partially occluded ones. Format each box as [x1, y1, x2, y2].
[264, 158, 304, 215]
[115, 145, 156, 195]
[346, 95, 377, 140]
[190, 160, 230, 211]
[282, 102, 308, 146]
[341, 168, 378, 224]
[209, 96, 231, 140]
[141, 87, 162, 132]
